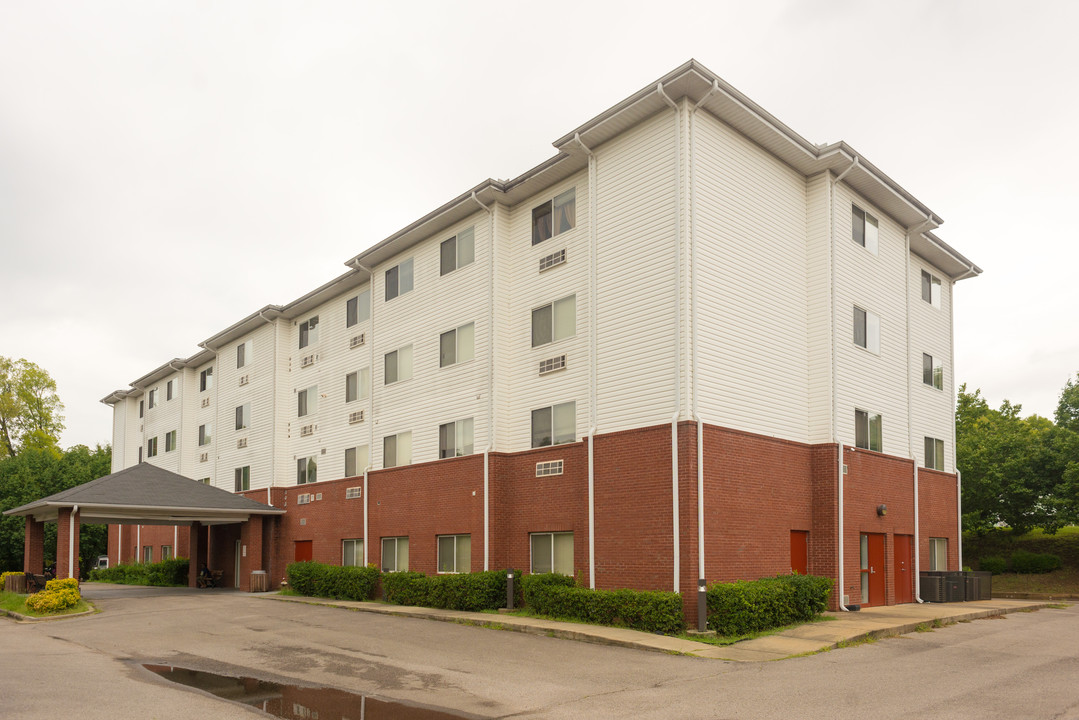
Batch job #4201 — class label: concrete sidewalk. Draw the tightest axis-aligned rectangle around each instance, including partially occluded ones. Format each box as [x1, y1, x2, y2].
[260, 593, 1058, 661]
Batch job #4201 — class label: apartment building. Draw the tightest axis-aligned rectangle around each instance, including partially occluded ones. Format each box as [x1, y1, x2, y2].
[101, 60, 979, 614]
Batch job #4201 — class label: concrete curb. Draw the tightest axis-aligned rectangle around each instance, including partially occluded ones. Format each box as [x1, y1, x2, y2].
[1, 605, 97, 623]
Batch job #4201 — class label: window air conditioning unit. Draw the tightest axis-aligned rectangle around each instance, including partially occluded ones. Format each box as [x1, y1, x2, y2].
[349, 410, 365, 424]
[350, 333, 365, 349]
[536, 460, 564, 477]
[237, 438, 247, 449]
[239, 374, 249, 386]
[300, 424, 314, 437]
[301, 354, 316, 368]
[297, 494, 311, 505]
[539, 248, 567, 272]
[539, 355, 567, 376]
[201, 397, 210, 408]
[345, 487, 362, 499]
[315, 493, 322, 501]
[199, 452, 208, 463]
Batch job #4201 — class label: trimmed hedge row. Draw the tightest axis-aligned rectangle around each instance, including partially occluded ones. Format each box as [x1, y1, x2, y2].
[382, 569, 522, 611]
[87, 558, 189, 586]
[977, 551, 1061, 574]
[706, 574, 832, 636]
[522, 573, 684, 634]
[286, 562, 380, 601]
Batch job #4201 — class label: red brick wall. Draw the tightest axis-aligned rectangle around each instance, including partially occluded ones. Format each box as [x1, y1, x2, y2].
[109, 524, 189, 566]
[918, 467, 960, 571]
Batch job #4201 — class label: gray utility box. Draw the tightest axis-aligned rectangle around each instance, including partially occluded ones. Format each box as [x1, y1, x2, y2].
[920, 574, 945, 603]
[921, 571, 966, 602]
[964, 574, 980, 601]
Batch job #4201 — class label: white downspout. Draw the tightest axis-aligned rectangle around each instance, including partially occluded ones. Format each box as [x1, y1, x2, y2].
[951, 274, 962, 570]
[137, 524, 141, 562]
[117, 524, 121, 567]
[362, 466, 370, 565]
[956, 469, 963, 570]
[471, 191, 496, 572]
[351, 261, 376, 566]
[572, 133, 599, 589]
[259, 310, 277, 488]
[658, 82, 681, 594]
[831, 156, 858, 610]
[69, 505, 78, 578]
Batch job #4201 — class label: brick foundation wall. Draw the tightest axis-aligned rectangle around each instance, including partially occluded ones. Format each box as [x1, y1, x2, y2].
[918, 467, 960, 570]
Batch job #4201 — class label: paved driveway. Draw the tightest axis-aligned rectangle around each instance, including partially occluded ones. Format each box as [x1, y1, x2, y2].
[2, 586, 1077, 719]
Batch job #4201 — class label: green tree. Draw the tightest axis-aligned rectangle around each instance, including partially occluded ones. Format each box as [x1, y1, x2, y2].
[1055, 373, 1079, 434]
[0, 357, 65, 458]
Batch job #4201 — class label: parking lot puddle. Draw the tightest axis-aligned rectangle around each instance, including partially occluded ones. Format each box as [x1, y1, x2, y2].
[143, 664, 469, 719]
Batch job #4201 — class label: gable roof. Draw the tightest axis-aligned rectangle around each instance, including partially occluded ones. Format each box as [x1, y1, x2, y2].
[4, 463, 284, 525]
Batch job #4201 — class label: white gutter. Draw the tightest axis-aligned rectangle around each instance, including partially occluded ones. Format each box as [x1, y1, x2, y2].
[351, 260, 377, 566]
[658, 82, 681, 594]
[69, 504, 78, 578]
[471, 191, 495, 572]
[572, 133, 599, 589]
[830, 156, 858, 610]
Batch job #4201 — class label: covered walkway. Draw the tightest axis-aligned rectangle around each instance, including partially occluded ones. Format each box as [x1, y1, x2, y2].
[3, 464, 284, 588]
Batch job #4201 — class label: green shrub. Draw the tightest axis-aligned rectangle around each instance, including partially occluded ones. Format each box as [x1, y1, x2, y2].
[285, 561, 380, 601]
[1010, 550, 1062, 574]
[978, 555, 1007, 574]
[88, 558, 189, 586]
[382, 569, 522, 611]
[706, 574, 832, 636]
[523, 575, 684, 634]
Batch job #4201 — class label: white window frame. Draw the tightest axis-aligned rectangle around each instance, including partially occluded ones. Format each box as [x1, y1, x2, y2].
[166, 378, 177, 401]
[925, 436, 945, 471]
[146, 436, 158, 457]
[164, 430, 177, 453]
[853, 305, 880, 354]
[234, 466, 250, 492]
[237, 340, 252, 369]
[342, 539, 364, 567]
[530, 532, 574, 575]
[929, 537, 948, 571]
[299, 315, 319, 349]
[346, 290, 371, 328]
[235, 403, 251, 430]
[440, 226, 475, 276]
[297, 385, 318, 417]
[923, 353, 943, 390]
[852, 204, 879, 255]
[344, 445, 369, 478]
[532, 295, 576, 348]
[161, 545, 172, 561]
[200, 368, 213, 392]
[346, 368, 370, 403]
[439, 418, 474, 459]
[921, 270, 942, 308]
[440, 323, 475, 368]
[296, 455, 317, 485]
[854, 409, 882, 452]
[384, 345, 413, 385]
[148, 388, 158, 409]
[437, 534, 471, 574]
[381, 536, 409, 572]
[385, 258, 414, 301]
[531, 401, 576, 448]
[198, 422, 213, 447]
[383, 431, 412, 468]
[532, 188, 576, 245]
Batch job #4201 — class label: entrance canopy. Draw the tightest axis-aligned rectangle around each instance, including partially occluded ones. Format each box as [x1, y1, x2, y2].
[4, 463, 285, 526]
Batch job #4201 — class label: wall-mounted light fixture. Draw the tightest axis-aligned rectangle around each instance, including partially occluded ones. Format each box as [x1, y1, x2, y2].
[876, 504, 887, 517]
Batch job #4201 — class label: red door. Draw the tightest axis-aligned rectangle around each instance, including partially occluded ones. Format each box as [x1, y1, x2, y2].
[860, 533, 886, 606]
[294, 540, 313, 563]
[894, 535, 913, 604]
[790, 530, 809, 575]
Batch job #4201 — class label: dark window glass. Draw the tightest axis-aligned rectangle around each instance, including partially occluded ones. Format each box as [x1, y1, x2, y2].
[531, 406, 552, 448]
[532, 304, 553, 347]
[532, 201, 552, 245]
[385, 265, 399, 301]
[852, 206, 865, 247]
[441, 236, 457, 276]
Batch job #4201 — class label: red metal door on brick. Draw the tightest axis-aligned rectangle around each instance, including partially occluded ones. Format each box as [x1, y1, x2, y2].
[294, 540, 312, 563]
[790, 530, 809, 575]
[860, 533, 886, 607]
[893, 534, 913, 604]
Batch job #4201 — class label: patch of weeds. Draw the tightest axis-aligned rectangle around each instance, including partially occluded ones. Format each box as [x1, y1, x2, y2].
[958, 619, 972, 623]
[678, 614, 836, 646]
[1016, 607, 1038, 613]
[1046, 603, 1071, 609]
[931, 618, 949, 628]
[836, 634, 878, 649]
[915, 623, 932, 633]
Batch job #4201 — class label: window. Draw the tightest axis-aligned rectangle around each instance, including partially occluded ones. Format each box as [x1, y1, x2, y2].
[437, 534, 471, 574]
[138, 447, 143, 463]
[439, 323, 475, 367]
[381, 537, 409, 572]
[923, 353, 943, 390]
[344, 445, 369, 477]
[383, 431, 412, 468]
[853, 306, 880, 354]
[531, 532, 573, 575]
[143, 546, 152, 564]
[198, 423, 213, 447]
[929, 537, 948, 571]
[384, 345, 413, 385]
[855, 410, 882, 452]
[297, 385, 318, 417]
[346, 290, 371, 328]
[342, 539, 364, 567]
[531, 402, 576, 448]
[384, 258, 414, 301]
[148, 388, 158, 409]
[440, 226, 475, 275]
[852, 205, 879, 254]
[921, 270, 942, 308]
[532, 188, 576, 245]
[235, 403, 251, 430]
[296, 456, 317, 485]
[345, 369, 370, 403]
[200, 367, 213, 392]
[439, 418, 474, 459]
[139, 400, 144, 418]
[161, 545, 172, 561]
[236, 341, 252, 369]
[299, 315, 319, 349]
[165, 430, 177, 453]
[532, 295, 576, 347]
[166, 378, 177, 401]
[146, 436, 158, 457]
[234, 466, 250, 492]
[198, 477, 210, 485]
[925, 436, 945, 471]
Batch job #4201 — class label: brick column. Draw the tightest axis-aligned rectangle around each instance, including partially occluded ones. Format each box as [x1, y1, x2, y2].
[55, 508, 81, 580]
[24, 518, 45, 574]
[239, 517, 265, 592]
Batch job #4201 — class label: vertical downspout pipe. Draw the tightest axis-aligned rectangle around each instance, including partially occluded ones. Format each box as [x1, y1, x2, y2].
[830, 155, 858, 610]
[956, 470, 963, 570]
[658, 82, 681, 594]
[471, 191, 495, 572]
[362, 466, 370, 565]
[352, 260, 376, 566]
[572, 133, 599, 590]
[259, 310, 277, 488]
[69, 504, 79, 579]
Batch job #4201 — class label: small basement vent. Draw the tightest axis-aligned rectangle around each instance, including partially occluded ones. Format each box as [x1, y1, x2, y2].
[843, 464, 849, 475]
[539, 355, 567, 376]
[539, 248, 566, 272]
[350, 333, 365, 349]
[300, 424, 314, 437]
[237, 438, 247, 449]
[349, 410, 365, 424]
[296, 494, 312, 505]
[201, 397, 210, 408]
[199, 452, 208, 463]
[536, 460, 564, 477]
[239, 374, 249, 386]
[301, 354, 316, 368]
[315, 493, 322, 501]
[345, 487, 362, 499]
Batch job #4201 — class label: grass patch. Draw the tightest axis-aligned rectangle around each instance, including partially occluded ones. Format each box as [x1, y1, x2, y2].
[836, 634, 879, 649]
[1046, 603, 1071, 609]
[915, 622, 932, 632]
[0, 591, 92, 618]
[676, 614, 836, 646]
[987, 567, 1079, 595]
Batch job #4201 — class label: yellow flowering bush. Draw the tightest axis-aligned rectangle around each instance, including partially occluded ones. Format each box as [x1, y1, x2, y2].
[25, 578, 82, 614]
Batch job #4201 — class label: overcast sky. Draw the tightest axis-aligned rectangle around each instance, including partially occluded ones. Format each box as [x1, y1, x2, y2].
[1, 1, 1076, 450]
